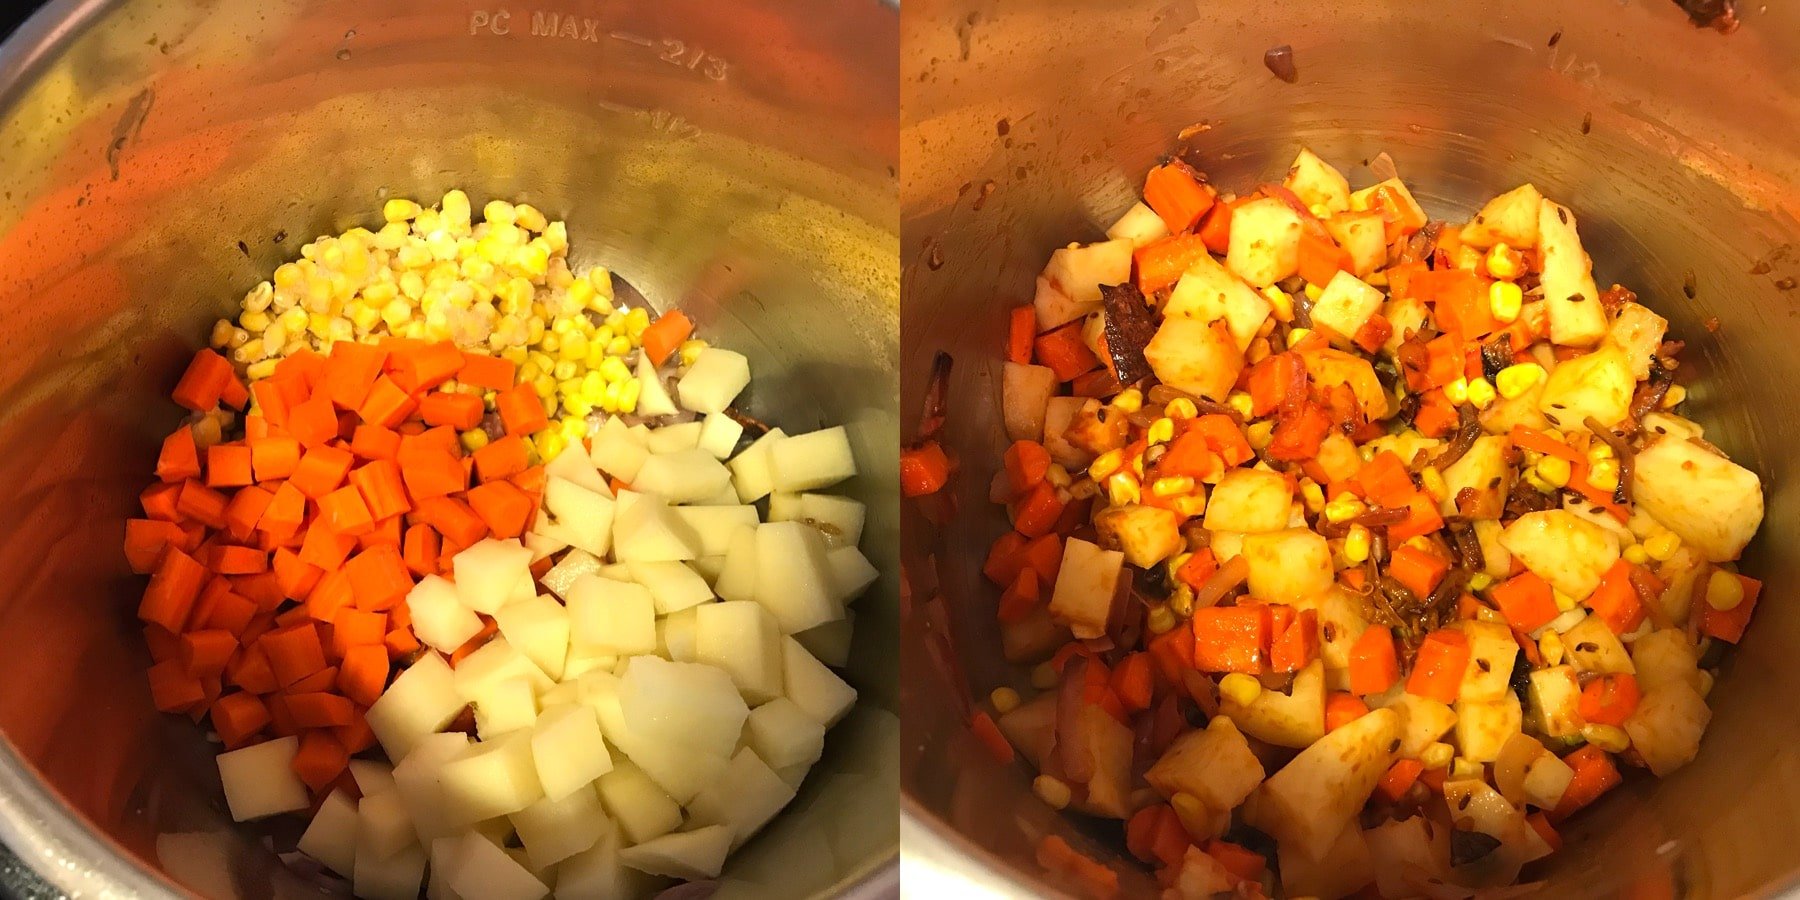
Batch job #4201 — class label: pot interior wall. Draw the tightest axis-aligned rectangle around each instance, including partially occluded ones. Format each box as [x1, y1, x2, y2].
[0, 0, 898, 896]
[901, 1, 1800, 896]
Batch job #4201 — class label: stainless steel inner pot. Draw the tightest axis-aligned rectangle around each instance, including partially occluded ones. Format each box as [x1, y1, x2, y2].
[901, 1, 1800, 896]
[0, 0, 898, 896]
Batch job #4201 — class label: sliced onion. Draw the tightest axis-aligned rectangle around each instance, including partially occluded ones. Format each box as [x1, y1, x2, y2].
[1056, 656, 1096, 783]
[1192, 554, 1250, 610]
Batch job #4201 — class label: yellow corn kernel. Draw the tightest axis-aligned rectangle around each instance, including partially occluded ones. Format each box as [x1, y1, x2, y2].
[1219, 673, 1262, 706]
[1621, 543, 1649, 566]
[1662, 384, 1687, 408]
[1539, 631, 1566, 667]
[560, 415, 588, 442]
[1222, 391, 1253, 420]
[605, 335, 631, 357]
[1168, 584, 1197, 617]
[1173, 494, 1206, 518]
[245, 359, 278, 381]
[513, 203, 548, 233]
[678, 339, 708, 366]
[459, 429, 490, 453]
[1581, 724, 1630, 753]
[560, 332, 590, 362]
[1300, 480, 1325, 513]
[1488, 279, 1523, 324]
[990, 687, 1022, 715]
[1170, 793, 1216, 841]
[1587, 442, 1614, 462]
[1706, 569, 1745, 611]
[1285, 327, 1314, 350]
[1244, 337, 1270, 365]
[553, 360, 578, 381]
[1468, 572, 1494, 592]
[1302, 282, 1323, 302]
[1324, 494, 1365, 524]
[1146, 604, 1177, 635]
[383, 198, 422, 222]
[563, 394, 593, 418]
[1697, 669, 1714, 698]
[1044, 464, 1073, 490]
[618, 379, 642, 413]
[1486, 243, 1524, 281]
[1443, 377, 1469, 405]
[1523, 469, 1554, 493]
[1247, 420, 1275, 449]
[1090, 449, 1124, 481]
[1495, 363, 1545, 399]
[1344, 525, 1372, 563]
[1147, 417, 1175, 446]
[1462, 379, 1495, 412]
[1421, 742, 1455, 771]
[240, 309, 271, 333]
[598, 357, 632, 385]
[1475, 605, 1508, 626]
[1588, 459, 1620, 493]
[1260, 285, 1295, 322]
[209, 319, 235, 349]
[624, 307, 651, 340]
[1106, 473, 1141, 506]
[1111, 388, 1143, 413]
[1031, 662, 1059, 690]
[1534, 455, 1571, 489]
[1420, 466, 1447, 501]
[531, 372, 556, 397]
[535, 430, 566, 462]
[1152, 476, 1195, 498]
[1449, 758, 1484, 782]
[1164, 398, 1198, 420]
[1033, 775, 1072, 810]
[1645, 530, 1681, 562]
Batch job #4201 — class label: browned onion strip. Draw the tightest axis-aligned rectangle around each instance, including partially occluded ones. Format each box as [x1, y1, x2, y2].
[1684, 563, 1712, 643]
[1585, 415, 1635, 502]
[1146, 384, 1244, 423]
[1433, 405, 1482, 469]
[1630, 567, 1676, 630]
[1451, 522, 1485, 573]
[1056, 656, 1096, 782]
[914, 351, 953, 444]
[1192, 554, 1250, 610]
[1353, 506, 1411, 528]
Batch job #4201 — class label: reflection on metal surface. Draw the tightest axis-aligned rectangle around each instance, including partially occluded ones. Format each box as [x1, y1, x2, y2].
[0, 0, 897, 896]
[901, 0, 1800, 897]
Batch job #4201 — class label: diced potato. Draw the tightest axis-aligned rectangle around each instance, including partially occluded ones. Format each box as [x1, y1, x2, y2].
[453, 538, 537, 614]
[1440, 780, 1527, 885]
[633, 449, 733, 505]
[795, 610, 855, 668]
[493, 594, 571, 682]
[1204, 468, 1293, 533]
[714, 525, 758, 604]
[677, 347, 750, 414]
[1377, 692, 1458, 759]
[1094, 504, 1182, 569]
[1146, 716, 1265, 811]
[1310, 270, 1384, 342]
[1105, 201, 1171, 248]
[825, 545, 879, 603]
[1033, 275, 1096, 335]
[1526, 666, 1583, 738]
[1222, 660, 1326, 749]
[1044, 239, 1134, 305]
[1366, 815, 1450, 899]
[367, 653, 466, 762]
[744, 696, 827, 770]
[1538, 346, 1633, 433]
[1227, 197, 1305, 287]
[995, 692, 1057, 769]
[1497, 734, 1574, 809]
[1280, 822, 1374, 900]
[355, 841, 428, 900]
[644, 420, 703, 455]
[217, 736, 308, 822]
[1630, 629, 1703, 693]
[726, 428, 787, 503]
[390, 733, 471, 845]
[544, 438, 610, 495]
[782, 636, 857, 727]
[1458, 620, 1518, 702]
[1479, 365, 1551, 435]
[540, 548, 603, 600]
[785, 493, 866, 548]
[348, 760, 395, 798]
[1209, 530, 1245, 562]
[1605, 302, 1669, 381]
[626, 561, 712, 615]
[697, 411, 745, 459]
[1562, 615, 1635, 675]
[1047, 537, 1124, 640]
[1041, 395, 1096, 468]
[1299, 347, 1390, 420]
[695, 601, 784, 703]
[1473, 519, 1511, 579]
[611, 495, 703, 562]
[1163, 254, 1272, 351]
[1315, 432, 1363, 484]
[687, 747, 797, 849]
[1071, 703, 1135, 819]
[1350, 178, 1426, 228]
[443, 831, 548, 900]
[470, 676, 539, 739]
[1284, 148, 1352, 214]
[1302, 588, 1371, 692]
[1246, 707, 1400, 860]
[590, 419, 651, 482]
[634, 355, 679, 417]
[618, 655, 748, 759]
[657, 607, 700, 662]
[510, 782, 608, 871]
[1061, 397, 1129, 457]
[297, 790, 359, 877]
[769, 426, 857, 493]
[1454, 694, 1523, 763]
[439, 732, 545, 826]
[1459, 184, 1543, 249]
[555, 821, 656, 900]
[1327, 211, 1387, 278]
[669, 505, 761, 558]
[1641, 411, 1704, 442]
[619, 825, 732, 880]
[596, 760, 682, 845]
[408, 574, 486, 653]
[1170, 847, 1236, 898]
[1243, 528, 1332, 604]
[529, 705, 612, 803]
[1439, 435, 1512, 519]
[1632, 435, 1763, 562]
[565, 576, 657, 657]
[1499, 510, 1620, 601]
[1625, 679, 1711, 776]
[1536, 200, 1606, 347]
[754, 521, 838, 634]
[1144, 313, 1243, 402]
[1001, 606, 1070, 665]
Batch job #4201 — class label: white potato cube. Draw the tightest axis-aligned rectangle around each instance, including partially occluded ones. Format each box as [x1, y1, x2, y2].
[589, 423, 651, 483]
[531, 705, 613, 801]
[1048, 537, 1123, 641]
[1242, 529, 1332, 604]
[540, 549, 603, 600]
[391, 733, 471, 845]
[439, 733, 545, 825]
[1284, 149, 1351, 213]
[494, 595, 571, 681]
[1562, 615, 1635, 675]
[775, 763, 813, 790]
[768, 491, 803, 521]
[697, 412, 745, 459]
[357, 788, 417, 860]
[1500, 510, 1620, 601]
[668, 505, 760, 558]
[795, 610, 855, 668]
[596, 761, 682, 844]
[1528, 666, 1584, 738]
[1162, 253, 1272, 352]
[408, 574, 485, 653]
[1003, 361, 1058, 443]
[1144, 313, 1243, 402]
[695, 601, 784, 703]
[678, 348, 750, 414]
[726, 428, 787, 502]
[611, 496, 703, 562]
[354, 841, 427, 900]
[543, 438, 610, 496]
[625, 561, 713, 614]
[1043, 239, 1133, 305]
[618, 825, 732, 880]
[452, 538, 537, 614]
[745, 696, 827, 769]
[349, 760, 396, 798]
[1625, 680, 1711, 776]
[714, 525, 759, 604]
[510, 782, 608, 869]
[1538, 346, 1633, 434]
[1632, 436, 1764, 562]
[769, 426, 857, 493]
[1226, 197, 1304, 287]
[1105, 201, 1171, 248]
[297, 790, 359, 877]
[687, 748, 797, 848]
[644, 421, 703, 454]
[783, 637, 857, 727]
[367, 653, 466, 762]
[633, 356, 678, 417]
[755, 521, 839, 633]
[658, 607, 701, 662]
[1327, 211, 1387, 277]
[1310, 270, 1384, 341]
[794, 493, 865, 548]
[1454, 694, 1523, 763]
[1459, 183, 1543, 249]
[471, 677, 539, 740]
[445, 831, 549, 900]
[1537, 200, 1606, 347]
[453, 637, 554, 701]
[537, 477, 617, 558]
[1204, 467, 1293, 533]
[1606, 301, 1669, 381]
[565, 576, 657, 656]
[825, 545, 879, 604]
[633, 448, 733, 505]
[618, 655, 749, 757]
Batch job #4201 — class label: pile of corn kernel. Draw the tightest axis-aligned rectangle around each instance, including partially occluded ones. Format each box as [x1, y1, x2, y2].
[207, 190, 704, 462]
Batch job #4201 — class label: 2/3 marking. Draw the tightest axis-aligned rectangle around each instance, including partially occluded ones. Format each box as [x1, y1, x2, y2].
[467, 10, 729, 82]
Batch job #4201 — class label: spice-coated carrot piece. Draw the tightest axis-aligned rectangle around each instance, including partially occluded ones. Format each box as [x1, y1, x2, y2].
[344, 545, 413, 611]
[206, 443, 254, 488]
[1348, 625, 1400, 695]
[996, 569, 1041, 624]
[349, 423, 402, 461]
[289, 445, 354, 499]
[419, 392, 485, 430]
[1326, 691, 1370, 732]
[171, 349, 235, 412]
[357, 376, 418, 429]
[200, 591, 257, 635]
[1388, 545, 1450, 600]
[458, 351, 517, 391]
[640, 310, 694, 368]
[124, 519, 186, 574]
[1552, 745, 1621, 821]
[1579, 673, 1641, 727]
[1134, 233, 1214, 295]
[210, 545, 268, 575]
[317, 485, 375, 537]
[156, 427, 202, 483]
[467, 480, 533, 540]
[1006, 306, 1036, 365]
[1270, 607, 1320, 673]
[141, 547, 207, 633]
[396, 440, 466, 501]
[1010, 481, 1063, 537]
[211, 691, 271, 748]
[321, 342, 389, 411]
[297, 523, 357, 572]
[1406, 630, 1470, 704]
[222, 485, 274, 542]
[249, 434, 302, 481]
[402, 525, 440, 576]
[148, 659, 205, 713]
[286, 692, 356, 728]
[1109, 653, 1155, 713]
[1143, 161, 1216, 233]
[1376, 758, 1425, 803]
[260, 624, 328, 687]
[1191, 605, 1270, 674]
[1031, 323, 1100, 382]
[1701, 573, 1761, 644]
[259, 482, 307, 541]
[1490, 571, 1559, 632]
[291, 730, 350, 792]
[496, 385, 549, 435]
[415, 495, 487, 548]
[181, 629, 237, 678]
[471, 432, 525, 482]
[338, 644, 390, 706]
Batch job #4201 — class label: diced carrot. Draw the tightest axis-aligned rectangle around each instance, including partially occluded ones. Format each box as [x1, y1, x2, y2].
[339, 644, 390, 706]
[1270, 608, 1320, 673]
[471, 435, 528, 483]
[358, 515, 404, 554]
[141, 482, 183, 522]
[1326, 691, 1370, 732]
[344, 459, 409, 523]
[1388, 492, 1446, 542]
[343, 545, 413, 611]
[419, 391, 485, 430]
[1244, 352, 1302, 418]
[210, 545, 268, 575]
[415, 495, 487, 548]
[291, 731, 350, 792]
[1267, 401, 1332, 461]
[315, 343, 385, 412]
[467, 480, 533, 540]
[282, 393, 337, 449]
[268, 549, 322, 604]
[1375, 758, 1425, 803]
[1348, 625, 1400, 695]
[219, 485, 273, 542]
[1143, 161, 1216, 233]
[1527, 812, 1563, 852]
[1552, 745, 1622, 821]
[148, 659, 205, 712]
[315, 484, 374, 537]
[1580, 673, 1641, 727]
[1190, 605, 1269, 674]
[124, 519, 186, 574]
[1388, 545, 1450, 600]
[261, 624, 328, 687]
[996, 569, 1042, 624]
[265, 695, 300, 737]
[1197, 199, 1233, 254]
[1148, 806, 1190, 869]
[200, 591, 258, 635]
[1004, 442, 1052, 497]
[357, 376, 418, 429]
[457, 352, 515, 392]
[227, 645, 279, 694]
[1032, 323, 1099, 382]
[1125, 806, 1162, 864]
[402, 524, 441, 577]
[171, 349, 235, 411]
[1004, 306, 1038, 365]
[1109, 653, 1155, 713]
[982, 532, 1029, 585]
[1413, 388, 1459, 438]
[1296, 232, 1351, 288]
[260, 482, 307, 542]
[1490, 571, 1559, 632]
[181, 630, 238, 679]
[330, 607, 387, 655]
[1407, 630, 1470, 704]
[1017, 534, 1063, 587]
[496, 385, 550, 435]
[899, 441, 952, 498]
[298, 522, 357, 572]
[348, 424, 401, 461]
[387, 341, 465, 394]
[1584, 560, 1645, 635]
[211, 692, 271, 748]
[289, 445, 354, 499]
[156, 426, 203, 483]
[1700, 574, 1761, 644]
[244, 434, 299, 483]
[141, 547, 207, 633]
[396, 439, 467, 501]
[383, 628, 421, 660]
[273, 348, 327, 386]
[304, 569, 355, 622]
[640, 309, 695, 368]
[1134, 233, 1212, 295]
[173, 480, 228, 529]
[1204, 840, 1267, 883]
[286, 692, 356, 728]
[969, 710, 1015, 764]
[1011, 482, 1065, 538]
[1173, 547, 1219, 593]
[202, 443, 252, 488]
